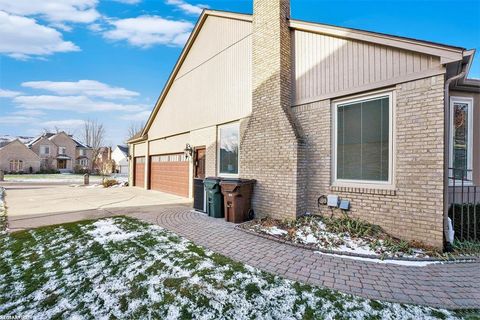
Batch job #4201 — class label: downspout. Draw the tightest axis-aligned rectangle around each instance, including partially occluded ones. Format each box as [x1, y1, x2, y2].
[443, 70, 466, 251]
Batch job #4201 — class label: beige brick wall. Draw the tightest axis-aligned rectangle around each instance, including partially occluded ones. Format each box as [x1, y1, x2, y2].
[240, 0, 306, 220]
[293, 75, 445, 248]
[0, 141, 41, 173]
[50, 133, 78, 171]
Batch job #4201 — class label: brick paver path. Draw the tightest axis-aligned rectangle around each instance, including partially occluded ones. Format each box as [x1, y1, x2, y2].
[131, 207, 480, 310]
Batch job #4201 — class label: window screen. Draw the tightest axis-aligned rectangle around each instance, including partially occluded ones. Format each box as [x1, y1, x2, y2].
[337, 96, 389, 182]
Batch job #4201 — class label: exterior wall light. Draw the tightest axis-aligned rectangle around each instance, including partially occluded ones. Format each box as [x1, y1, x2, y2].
[184, 143, 193, 159]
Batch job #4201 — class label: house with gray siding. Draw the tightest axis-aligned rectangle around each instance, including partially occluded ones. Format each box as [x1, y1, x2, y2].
[128, 0, 479, 249]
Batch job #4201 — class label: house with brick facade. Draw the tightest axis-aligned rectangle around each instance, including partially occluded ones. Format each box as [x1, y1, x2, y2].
[0, 132, 93, 174]
[0, 139, 41, 173]
[128, 0, 479, 249]
[25, 132, 93, 173]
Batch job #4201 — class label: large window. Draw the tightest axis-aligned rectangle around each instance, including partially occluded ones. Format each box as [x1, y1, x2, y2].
[450, 97, 473, 183]
[59, 146, 67, 155]
[334, 92, 392, 185]
[218, 123, 239, 176]
[9, 160, 23, 172]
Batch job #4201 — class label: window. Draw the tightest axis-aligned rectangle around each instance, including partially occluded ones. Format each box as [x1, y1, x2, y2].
[78, 159, 88, 166]
[450, 97, 473, 183]
[9, 160, 23, 172]
[40, 145, 50, 155]
[218, 123, 239, 176]
[79, 149, 86, 156]
[334, 92, 393, 185]
[59, 147, 67, 155]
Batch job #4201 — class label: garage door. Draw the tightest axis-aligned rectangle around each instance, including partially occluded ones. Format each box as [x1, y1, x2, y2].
[150, 153, 189, 197]
[134, 157, 145, 188]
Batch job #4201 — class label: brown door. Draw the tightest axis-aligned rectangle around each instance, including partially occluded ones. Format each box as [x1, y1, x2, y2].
[150, 153, 189, 197]
[134, 157, 145, 188]
[194, 147, 206, 179]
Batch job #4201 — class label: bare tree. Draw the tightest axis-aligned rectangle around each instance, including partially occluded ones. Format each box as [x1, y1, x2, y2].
[126, 122, 145, 142]
[81, 119, 106, 171]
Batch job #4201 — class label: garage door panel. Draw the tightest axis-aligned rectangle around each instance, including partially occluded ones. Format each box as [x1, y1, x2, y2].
[134, 157, 145, 188]
[150, 154, 189, 197]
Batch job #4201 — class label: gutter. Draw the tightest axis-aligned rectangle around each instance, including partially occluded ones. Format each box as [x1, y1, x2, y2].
[443, 70, 466, 251]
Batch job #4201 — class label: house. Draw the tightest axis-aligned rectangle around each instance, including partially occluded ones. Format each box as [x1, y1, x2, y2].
[112, 145, 129, 175]
[27, 132, 93, 173]
[94, 147, 112, 173]
[0, 139, 41, 173]
[128, 0, 479, 249]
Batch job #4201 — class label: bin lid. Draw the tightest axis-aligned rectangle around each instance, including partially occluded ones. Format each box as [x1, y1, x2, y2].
[205, 177, 222, 182]
[219, 178, 256, 186]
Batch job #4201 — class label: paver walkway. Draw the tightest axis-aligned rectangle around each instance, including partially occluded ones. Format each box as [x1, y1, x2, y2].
[130, 208, 480, 310]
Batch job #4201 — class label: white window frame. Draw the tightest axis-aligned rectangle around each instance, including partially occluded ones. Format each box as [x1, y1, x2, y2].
[449, 96, 474, 185]
[332, 90, 395, 189]
[40, 145, 50, 155]
[217, 122, 240, 178]
[59, 146, 67, 155]
[79, 149, 86, 156]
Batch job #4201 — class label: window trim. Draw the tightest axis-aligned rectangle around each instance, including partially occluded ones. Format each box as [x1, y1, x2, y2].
[332, 90, 395, 189]
[217, 122, 240, 178]
[59, 146, 67, 155]
[449, 96, 474, 185]
[40, 145, 50, 155]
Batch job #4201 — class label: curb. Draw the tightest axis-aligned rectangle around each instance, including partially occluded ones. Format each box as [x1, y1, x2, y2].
[235, 224, 479, 264]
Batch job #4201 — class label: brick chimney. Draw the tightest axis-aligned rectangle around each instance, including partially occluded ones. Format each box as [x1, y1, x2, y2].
[240, 0, 306, 220]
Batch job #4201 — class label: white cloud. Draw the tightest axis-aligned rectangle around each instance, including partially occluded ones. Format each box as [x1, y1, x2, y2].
[0, 11, 79, 59]
[166, 0, 208, 15]
[42, 119, 85, 128]
[0, 115, 37, 124]
[10, 109, 46, 117]
[103, 15, 193, 48]
[0, 88, 22, 98]
[119, 110, 151, 121]
[0, 0, 100, 24]
[13, 95, 147, 113]
[22, 80, 139, 99]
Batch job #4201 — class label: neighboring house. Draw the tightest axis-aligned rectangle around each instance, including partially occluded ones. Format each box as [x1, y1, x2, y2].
[129, 0, 479, 249]
[27, 132, 93, 173]
[112, 145, 129, 175]
[0, 140, 40, 173]
[94, 147, 112, 173]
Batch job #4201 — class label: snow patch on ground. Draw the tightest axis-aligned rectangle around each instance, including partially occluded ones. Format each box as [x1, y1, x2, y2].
[248, 218, 430, 259]
[316, 252, 442, 267]
[264, 226, 288, 236]
[86, 219, 141, 244]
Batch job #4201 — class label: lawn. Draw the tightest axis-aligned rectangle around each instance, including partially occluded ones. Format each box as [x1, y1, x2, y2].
[0, 217, 464, 319]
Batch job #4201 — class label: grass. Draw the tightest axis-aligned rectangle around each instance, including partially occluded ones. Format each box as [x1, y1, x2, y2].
[0, 216, 468, 319]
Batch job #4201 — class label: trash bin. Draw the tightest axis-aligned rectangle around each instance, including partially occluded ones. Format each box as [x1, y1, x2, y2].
[220, 179, 256, 223]
[204, 177, 224, 218]
[193, 178, 205, 212]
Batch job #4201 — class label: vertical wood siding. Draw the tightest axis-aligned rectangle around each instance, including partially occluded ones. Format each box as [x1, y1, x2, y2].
[148, 16, 252, 140]
[293, 30, 441, 104]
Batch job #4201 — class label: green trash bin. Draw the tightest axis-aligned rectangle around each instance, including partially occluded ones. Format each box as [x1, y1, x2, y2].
[204, 177, 224, 218]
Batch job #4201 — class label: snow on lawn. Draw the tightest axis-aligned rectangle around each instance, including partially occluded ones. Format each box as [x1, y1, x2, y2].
[0, 217, 459, 319]
[4, 174, 104, 184]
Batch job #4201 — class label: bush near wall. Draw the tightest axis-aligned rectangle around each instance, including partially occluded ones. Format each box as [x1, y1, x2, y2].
[448, 203, 480, 241]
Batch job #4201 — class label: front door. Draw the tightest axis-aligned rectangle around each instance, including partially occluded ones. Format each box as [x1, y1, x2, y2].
[194, 147, 206, 179]
[58, 159, 67, 169]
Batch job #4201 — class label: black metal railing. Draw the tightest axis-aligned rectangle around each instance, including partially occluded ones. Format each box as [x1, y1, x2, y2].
[448, 168, 479, 242]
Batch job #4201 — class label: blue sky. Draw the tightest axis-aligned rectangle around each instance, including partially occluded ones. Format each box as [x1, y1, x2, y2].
[1, 0, 479, 146]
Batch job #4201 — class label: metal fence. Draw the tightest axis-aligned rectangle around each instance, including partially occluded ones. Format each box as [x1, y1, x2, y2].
[448, 168, 479, 242]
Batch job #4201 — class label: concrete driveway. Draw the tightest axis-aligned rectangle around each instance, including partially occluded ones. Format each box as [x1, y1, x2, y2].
[2, 182, 192, 230]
